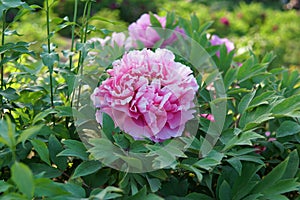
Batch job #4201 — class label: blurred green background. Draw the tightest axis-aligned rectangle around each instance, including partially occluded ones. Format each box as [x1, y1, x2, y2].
[6, 0, 300, 68]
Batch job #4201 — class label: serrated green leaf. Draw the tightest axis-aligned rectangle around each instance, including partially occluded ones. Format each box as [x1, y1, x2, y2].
[31, 139, 51, 165]
[72, 160, 102, 178]
[11, 162, 34, 198]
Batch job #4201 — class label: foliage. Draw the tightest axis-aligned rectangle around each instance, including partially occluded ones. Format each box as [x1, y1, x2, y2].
[0, 0, 299, 199]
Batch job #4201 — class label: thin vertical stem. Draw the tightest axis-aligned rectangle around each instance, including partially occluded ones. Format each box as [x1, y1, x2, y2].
[69, 0, 78, 70]
[0, 10, 7, 113]
[46, 0, 55, 124]
[76, 0, 92, 109]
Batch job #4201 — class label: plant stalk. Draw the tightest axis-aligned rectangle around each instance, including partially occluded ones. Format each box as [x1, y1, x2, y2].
[76, 0, 92, 109]
[0, 10, 7, 114]
[69, 0, 78, 70]
[46, 0, 55, 124]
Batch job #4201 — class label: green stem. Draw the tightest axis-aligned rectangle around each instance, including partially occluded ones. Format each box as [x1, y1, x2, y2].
[69, 0, 78, 70]
[0, 10, 7, 114]
[76, 0, 92, 109]
[46, 0, 55, 124]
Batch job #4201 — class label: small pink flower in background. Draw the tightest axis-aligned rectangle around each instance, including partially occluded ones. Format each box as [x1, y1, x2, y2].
[254, 131, 276, 154]
[88, 32, 129, 48]
[220, 17, 230, 26]
[128, 13, 183, 48]
[91, 48, 199, 142]
[210, 34, 235, 57]
[265, 131, 271, 137]
[265, 131, 276, 142]
[199, 114, 215, 122]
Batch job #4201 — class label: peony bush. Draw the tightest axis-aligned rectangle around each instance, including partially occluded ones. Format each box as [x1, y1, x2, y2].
[0, 1, 299, 199]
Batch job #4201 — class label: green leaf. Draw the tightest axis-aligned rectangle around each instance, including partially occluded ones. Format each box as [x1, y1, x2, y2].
[48, 135, 67, 171]
[32, 109, 57, 124]
[93, 186, 123, 200]
[237, 56, 267, 83]
[186, 193, 214, 200]
[218, 180, 231, 200]
[34, 178, 69, 198]
[272, 95, 300, 117]
[0, 180, 12, 193]
[0, 192, 28, 200]
[263, 178, 300, 195]
[146, 176, 161, 193]
[251, 157, 289, 194]
[17, 125, 43, 147]
[31, 139, 51, 165]
[224, 67, 237, 90]
[40, 52, 59, 73]
[276, 120, 300, 138]
[58, 139, 88, 160]
[239, 105, 274, 130]
[282, 150, 299, 179]
[227, 158, 242, 175]
[231, 162, 262, 200]
[1, 0, 25, 8]
[102, 112, 115, 141]
[0, 88, 19, 100]
[28, 163, 62, 178]
[223, 131, 264, 151]
[72, 160, 102, 178]
[62, 183, 86, 198]
[88, 138, 122, 165]
[242, 194, 263, 200]
[262, 195, 289, 200]
[149, 170, 168, 181]
[247, 91, 274, 110]
[238, 90, 256, 113]
[11, 162, 34, 198]
[149, 13, 162, 28]
[0, 116, 16, 149]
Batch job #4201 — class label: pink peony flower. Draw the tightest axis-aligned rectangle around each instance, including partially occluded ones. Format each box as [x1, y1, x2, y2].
[91, 48, 199, 142]
[210, 34, 234, 57]
[128, 13, 183, 48]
